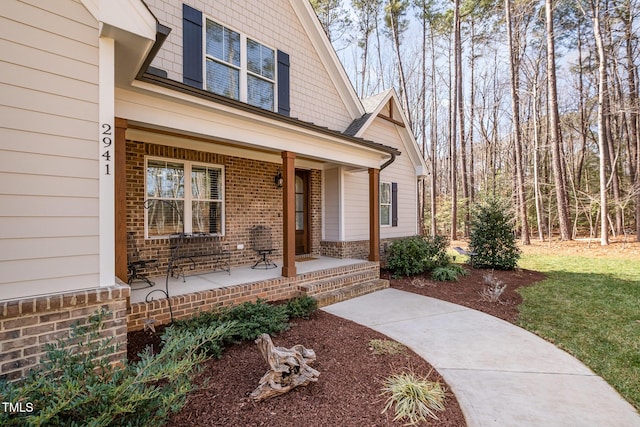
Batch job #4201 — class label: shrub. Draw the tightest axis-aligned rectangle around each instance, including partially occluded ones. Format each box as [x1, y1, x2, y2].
[386, 235, 450, 277]
[217, 299, 290, 341]
[0, 309, 234, 427]
[469, 198, 521, 270]
[174, 299, 296, 346]
[381, 370, 446, 425]
[285, 295, 318, 319]
[431, 264, 468, 282]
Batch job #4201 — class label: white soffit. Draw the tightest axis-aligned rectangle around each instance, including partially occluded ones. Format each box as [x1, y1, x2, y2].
[81, 0, 156, 85]
[118, 85, 386, 169]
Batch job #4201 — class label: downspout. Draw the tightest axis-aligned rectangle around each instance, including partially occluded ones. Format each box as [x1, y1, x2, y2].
[380, 152, 396, 170]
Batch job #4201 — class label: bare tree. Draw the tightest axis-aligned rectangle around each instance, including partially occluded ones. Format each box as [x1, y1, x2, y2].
[505, 0, 530, 244]
[546, 0, 572, 240]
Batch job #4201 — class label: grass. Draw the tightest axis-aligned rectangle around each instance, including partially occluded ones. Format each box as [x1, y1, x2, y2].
[517, 252, 640, 410]
[368, 338, 406, 355]
[381, 370, 446, 425]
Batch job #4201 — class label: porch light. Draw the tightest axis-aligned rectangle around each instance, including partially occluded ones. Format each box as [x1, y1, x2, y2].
[274, 169, 283, 188]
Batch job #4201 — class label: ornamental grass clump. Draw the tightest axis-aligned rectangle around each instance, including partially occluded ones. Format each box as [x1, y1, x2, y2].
[381, 370, 446, 425]
[368, 339, 406, 355]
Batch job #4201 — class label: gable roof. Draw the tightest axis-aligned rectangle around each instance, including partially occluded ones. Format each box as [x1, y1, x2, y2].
[347, 89, 428, 176]
[288, 0, 365, 120]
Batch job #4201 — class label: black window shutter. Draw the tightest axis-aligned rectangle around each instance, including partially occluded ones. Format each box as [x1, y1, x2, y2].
[392, 182, 398, 227]
[183, 4, 203, 88]
[277, 50, 290, 116]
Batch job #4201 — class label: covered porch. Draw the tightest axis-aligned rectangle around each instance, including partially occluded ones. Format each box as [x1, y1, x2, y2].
[127, 255, 387, 331]
[113, 78, 399, 331]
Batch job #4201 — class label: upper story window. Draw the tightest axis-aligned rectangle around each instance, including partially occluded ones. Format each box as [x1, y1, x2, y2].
[205, 18, 275, 111]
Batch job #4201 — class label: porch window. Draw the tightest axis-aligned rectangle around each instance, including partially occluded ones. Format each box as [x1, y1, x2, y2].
[380, 181, 391, 227]
[205, 18, 275, 110]
[146, 158, 224, 238]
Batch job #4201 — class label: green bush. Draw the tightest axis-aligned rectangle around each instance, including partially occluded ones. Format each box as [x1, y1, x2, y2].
[285, 295, 318, 319]
[431, 264, 468, 282]
[172, 312, 234, 357]
[0, 309, 234, 427]
[469, 198, 521, 270]
[386, 236, 450, 278]
[218, 299, 290, 341]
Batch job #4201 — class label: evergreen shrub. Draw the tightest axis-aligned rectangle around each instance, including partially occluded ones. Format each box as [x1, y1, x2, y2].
[0, 309, 234, 427]
[386, 235, 450, 278]
[285, 295, 318, 319]
[468, 198, 521, 270]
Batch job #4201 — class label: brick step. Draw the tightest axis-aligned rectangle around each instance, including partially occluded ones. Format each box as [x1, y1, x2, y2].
[295, 261, 379, 286]
[310, 279, 389, 308]
[298, 267, 379, 296]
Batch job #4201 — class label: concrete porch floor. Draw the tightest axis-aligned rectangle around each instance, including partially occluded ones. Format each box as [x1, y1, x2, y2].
[129, 256, 366, 304]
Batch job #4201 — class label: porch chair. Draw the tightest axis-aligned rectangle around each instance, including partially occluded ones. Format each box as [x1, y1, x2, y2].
[127, 232, 159, 288]
[250, 225, 277, 269]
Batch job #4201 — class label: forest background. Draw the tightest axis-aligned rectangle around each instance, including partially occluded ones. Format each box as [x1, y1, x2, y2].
[310, 0, 640, 245]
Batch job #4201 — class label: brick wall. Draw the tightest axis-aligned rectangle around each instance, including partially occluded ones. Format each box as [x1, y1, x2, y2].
[320, 237, 401, 266]
[0, 284, 129, 381]
[127, 261, 378, 331]
[126, 141, 322, 278]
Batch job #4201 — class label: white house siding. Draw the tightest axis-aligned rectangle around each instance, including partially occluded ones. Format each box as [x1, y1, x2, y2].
[144, 0, 355, 131]
[343, 118, 419, 241]
[0, 0, 100, 300]
[323, 167, 340, 241]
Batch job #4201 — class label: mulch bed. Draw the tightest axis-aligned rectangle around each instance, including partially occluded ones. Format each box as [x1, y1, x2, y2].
[127, 265, 546, 426]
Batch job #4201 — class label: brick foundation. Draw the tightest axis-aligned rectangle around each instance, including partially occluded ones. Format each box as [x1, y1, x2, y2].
[127, 261, 379, 331]
[320, 237, 402, 266]
[0, 283, 130, 381]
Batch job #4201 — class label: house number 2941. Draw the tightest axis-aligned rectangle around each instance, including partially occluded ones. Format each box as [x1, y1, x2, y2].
[101, 123, 112, 175]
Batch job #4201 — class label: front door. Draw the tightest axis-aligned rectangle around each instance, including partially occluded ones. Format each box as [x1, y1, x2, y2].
[295, 170, 309, 255]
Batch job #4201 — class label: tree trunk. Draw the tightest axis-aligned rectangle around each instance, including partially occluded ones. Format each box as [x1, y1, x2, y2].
[505, 0, 530, 244]
[430, 29, 438, 236]
[450, 7, 458, 240]
[591, 0, 610, 245]
[546, 0, 572, 240]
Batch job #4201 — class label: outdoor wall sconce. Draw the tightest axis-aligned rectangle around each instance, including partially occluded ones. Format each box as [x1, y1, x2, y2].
[274, 169, 283, 188]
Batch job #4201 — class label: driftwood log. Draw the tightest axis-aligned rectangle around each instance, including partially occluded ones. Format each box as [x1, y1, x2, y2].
[250, 333, 320, 401]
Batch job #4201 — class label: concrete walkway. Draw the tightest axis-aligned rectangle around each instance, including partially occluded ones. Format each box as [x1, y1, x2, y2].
[322, 289, 640, 427]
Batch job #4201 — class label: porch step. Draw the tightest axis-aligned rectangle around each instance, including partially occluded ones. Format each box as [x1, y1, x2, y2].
[310, 279, 389, 308]
[297, 263, 379, 296]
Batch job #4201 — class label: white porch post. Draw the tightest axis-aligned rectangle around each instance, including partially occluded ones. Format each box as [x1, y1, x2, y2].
[99, 36, 115, 287]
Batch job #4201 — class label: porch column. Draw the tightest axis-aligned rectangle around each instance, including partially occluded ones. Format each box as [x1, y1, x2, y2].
[282, 151, 297, 277]
[114, 118, 128, 282]
[368, 168, 380, 262]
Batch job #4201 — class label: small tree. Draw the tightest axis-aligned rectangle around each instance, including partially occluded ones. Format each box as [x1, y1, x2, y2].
[469, 198, 520, 270]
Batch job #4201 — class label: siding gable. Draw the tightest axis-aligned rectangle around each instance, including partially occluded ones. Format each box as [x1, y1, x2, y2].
[146, 0, 356, 130]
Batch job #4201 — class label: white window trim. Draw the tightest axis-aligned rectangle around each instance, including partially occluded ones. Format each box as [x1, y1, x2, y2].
[202, 16, 278, 111]
[380, 181, 392, 228]
[144, 156, 225, 239]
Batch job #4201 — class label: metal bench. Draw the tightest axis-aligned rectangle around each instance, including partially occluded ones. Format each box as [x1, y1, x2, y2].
[453, 246, 477, 266]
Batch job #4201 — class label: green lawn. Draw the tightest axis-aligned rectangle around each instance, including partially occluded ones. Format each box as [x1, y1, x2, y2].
[517, 253, 640, 410]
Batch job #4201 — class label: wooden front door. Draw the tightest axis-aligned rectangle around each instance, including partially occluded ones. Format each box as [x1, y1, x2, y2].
[295, 170, 310, 255]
